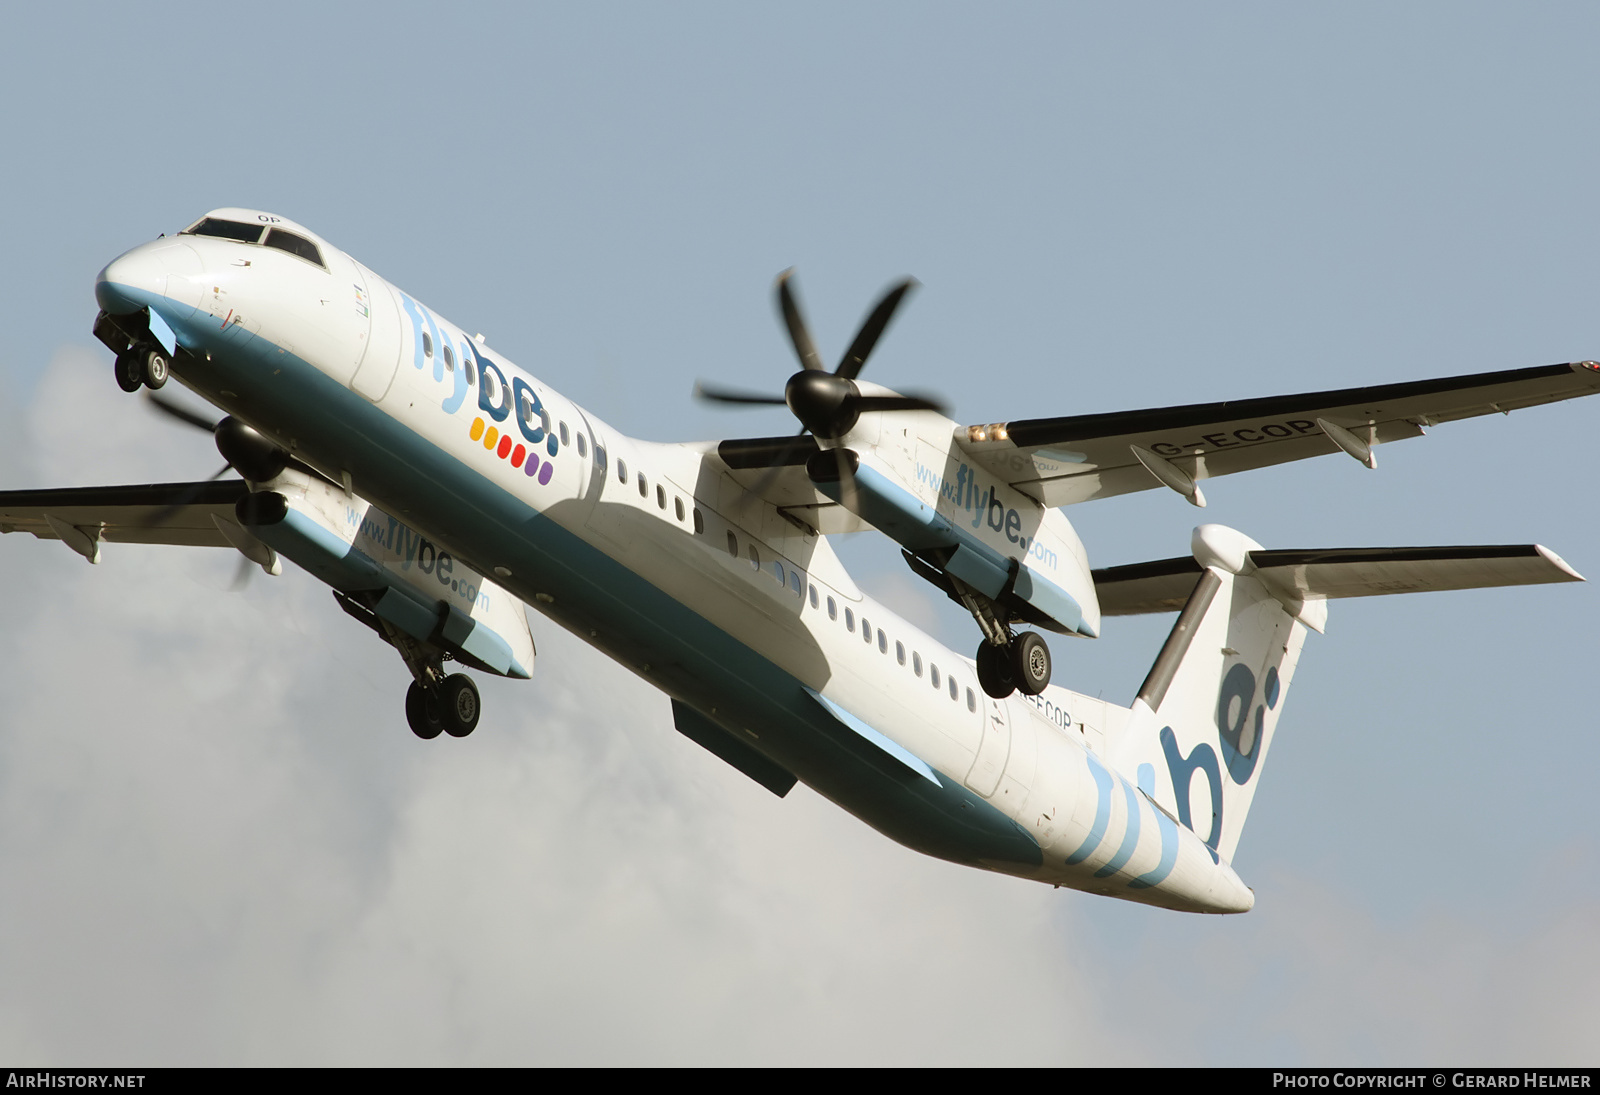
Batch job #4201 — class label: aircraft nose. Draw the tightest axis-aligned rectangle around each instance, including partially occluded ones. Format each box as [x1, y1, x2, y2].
[95, 239, 202, 316]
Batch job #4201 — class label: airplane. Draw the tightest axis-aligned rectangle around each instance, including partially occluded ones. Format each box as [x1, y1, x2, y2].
[2, 207, 1596, 915]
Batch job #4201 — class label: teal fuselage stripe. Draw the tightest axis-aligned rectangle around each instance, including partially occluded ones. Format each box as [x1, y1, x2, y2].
[138, 290, 1043, 872]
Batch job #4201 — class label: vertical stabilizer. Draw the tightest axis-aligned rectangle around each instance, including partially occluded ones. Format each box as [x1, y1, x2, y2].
[1109, 525, 1309, 864]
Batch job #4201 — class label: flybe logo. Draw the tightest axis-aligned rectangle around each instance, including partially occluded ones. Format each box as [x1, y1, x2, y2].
[1159, 662, 1281, 862]
[398, 291, 561, 485]
[914, 461, 1058, 568]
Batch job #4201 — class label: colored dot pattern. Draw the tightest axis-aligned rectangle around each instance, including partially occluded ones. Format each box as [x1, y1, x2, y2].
[471, 416, 554, 485]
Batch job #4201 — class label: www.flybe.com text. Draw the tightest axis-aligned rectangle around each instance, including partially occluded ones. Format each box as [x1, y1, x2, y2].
[914, 462, 1058, 568]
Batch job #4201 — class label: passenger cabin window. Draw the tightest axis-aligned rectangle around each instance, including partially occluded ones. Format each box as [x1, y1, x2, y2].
[637, 472, 647, 498]
[878, 629, 887, 654]
[577, 434, 587, 458]
[773, 560, 785, 584]
[808, 585, 819, 609]
[464, 357, 477, 386]
[896, 641, 905, 666]
[559, 422, 570, 447]
[674, 497, 684, 522]
[617, 459, 627, 484]
[845, 607, 855, 631]
[913, 652, 923, 677]
[263, 228, 325, 268]
[827, 596, 837, 621]
[949, 677, 959, 700]
[443, 345, 455, 372]
[931, 665, 940, 689]
[692, 508, 703, 535]
[861, 618, 872, 643]
[423, 332, 434, 359]
[748, 544, 761, 570]
[967, 688, 977, 712]
[790, 571, 803, 598]
[183, 218, 264, 243]
[726, 531, 738, 557]
[656, 485, 666, 510]
[595, 446, 607, 472]
[484, 369, 503, 406]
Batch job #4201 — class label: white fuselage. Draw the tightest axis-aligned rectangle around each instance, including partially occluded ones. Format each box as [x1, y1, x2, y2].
[95, 211, 1252, 913]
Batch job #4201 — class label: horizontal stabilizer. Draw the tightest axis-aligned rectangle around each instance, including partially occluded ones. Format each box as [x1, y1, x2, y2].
[1095, 544, 1583, 617]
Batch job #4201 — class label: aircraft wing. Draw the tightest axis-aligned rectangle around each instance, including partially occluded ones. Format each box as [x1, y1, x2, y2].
[957, 360, 1600, 508]
[0, 481, 251, 559]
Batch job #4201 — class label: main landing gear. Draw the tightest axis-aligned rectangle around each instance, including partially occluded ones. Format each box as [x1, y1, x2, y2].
[331, 591, 487, 742]
[405, 673, 481, 740]
[114, 344, 169, 392]
[945, 571, 1053, 700]
[975, 631, 1051, 700]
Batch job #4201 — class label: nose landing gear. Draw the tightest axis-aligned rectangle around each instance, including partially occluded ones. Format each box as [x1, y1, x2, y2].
[113, 345, 169, 392]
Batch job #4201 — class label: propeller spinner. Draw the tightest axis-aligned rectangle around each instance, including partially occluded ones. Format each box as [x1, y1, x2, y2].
[698, 272, 947, 508]
[698, 270, 945, 439]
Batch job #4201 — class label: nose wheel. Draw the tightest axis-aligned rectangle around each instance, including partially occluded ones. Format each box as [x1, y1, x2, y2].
[976, 631, 1052, 700]
[114, 345, 169, 392]
[405, 674, 481, 740]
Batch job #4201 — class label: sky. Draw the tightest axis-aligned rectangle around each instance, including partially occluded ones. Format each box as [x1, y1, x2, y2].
[1, 1, 1597, 1066]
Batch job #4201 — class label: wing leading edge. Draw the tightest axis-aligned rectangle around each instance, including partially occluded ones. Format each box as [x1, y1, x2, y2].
[0, 481, 251, 556]
[958, 360, 1600, 507]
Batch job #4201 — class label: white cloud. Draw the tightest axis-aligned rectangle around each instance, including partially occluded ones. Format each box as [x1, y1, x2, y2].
[2, 347, 1595, 1066]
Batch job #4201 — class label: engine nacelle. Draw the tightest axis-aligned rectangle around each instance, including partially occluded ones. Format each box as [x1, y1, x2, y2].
[237, 468, 534, 678]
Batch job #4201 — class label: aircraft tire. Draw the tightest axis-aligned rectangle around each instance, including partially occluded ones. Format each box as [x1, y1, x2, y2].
[114, 350, 144, 393]
[440, 673, 480, 738]
[1010, 632, 1051, 696]
[142, 348, 169, 390]
[976, 641, 1016, 699]
[405, 681, 444, 740]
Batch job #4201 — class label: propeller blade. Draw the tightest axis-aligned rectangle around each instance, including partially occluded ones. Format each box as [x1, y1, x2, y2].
[694, 382, 788, 406]
[776, 270, 825, 372]
[140, 464, 234, 527]
[852, 392, 948, 416]
[835, 278, 917, 380]
[743, 429, 811, 505]
[145, 391, 219, 433]
[227, 553, 255, 592]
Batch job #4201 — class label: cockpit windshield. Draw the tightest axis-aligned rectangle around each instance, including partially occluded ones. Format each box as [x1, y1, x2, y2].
[181, 217, 264, 244]
[262, 228, 323, 268]
[178, 217, 327, 270]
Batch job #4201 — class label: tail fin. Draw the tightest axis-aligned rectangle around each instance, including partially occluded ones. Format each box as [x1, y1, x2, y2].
[1105, 525, 1583, 864]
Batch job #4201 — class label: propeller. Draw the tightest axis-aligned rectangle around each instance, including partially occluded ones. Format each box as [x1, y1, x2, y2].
[141, 391, 290, 585]
[697, 271, 947, 510]
[145, 391, 289, 482]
